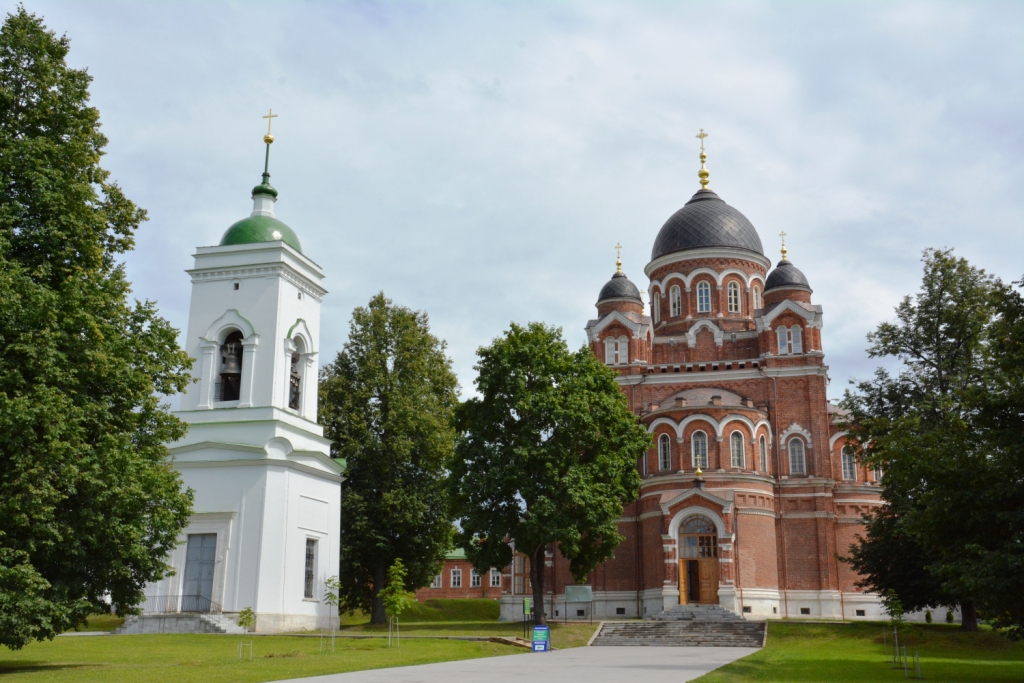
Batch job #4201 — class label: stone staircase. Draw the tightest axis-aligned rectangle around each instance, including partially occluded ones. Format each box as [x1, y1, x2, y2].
[590, 605, 765, 647]
[115, 613, 249, 635]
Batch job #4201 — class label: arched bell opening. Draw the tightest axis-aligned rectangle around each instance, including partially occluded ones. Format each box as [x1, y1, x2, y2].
[288, 336, 305, 411]
[217, 329, 244, 401]
[678, 513, 719, 605]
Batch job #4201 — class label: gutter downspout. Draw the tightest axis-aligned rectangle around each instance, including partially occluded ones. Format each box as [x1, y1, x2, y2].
[768, 370, 790, 620]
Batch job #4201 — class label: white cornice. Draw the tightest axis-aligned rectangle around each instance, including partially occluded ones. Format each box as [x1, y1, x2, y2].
[189, 263, 327, 302]
[645, 247, 772, 277]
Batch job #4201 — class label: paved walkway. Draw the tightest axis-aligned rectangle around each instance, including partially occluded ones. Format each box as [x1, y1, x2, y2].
[274, 645, 758, 683]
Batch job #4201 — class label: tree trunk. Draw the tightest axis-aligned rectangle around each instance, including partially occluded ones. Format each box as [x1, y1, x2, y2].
[530, 545, 547, 626]
[959, 599, 978, 631]
[370, 564, 387, 625]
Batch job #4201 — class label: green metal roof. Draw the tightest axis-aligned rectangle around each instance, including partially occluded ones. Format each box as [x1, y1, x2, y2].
[220, 214, 302, 253]
[445, 548, 467, 560]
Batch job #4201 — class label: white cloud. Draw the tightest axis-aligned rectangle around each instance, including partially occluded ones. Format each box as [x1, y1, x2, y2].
[22, 0, 1024, 399]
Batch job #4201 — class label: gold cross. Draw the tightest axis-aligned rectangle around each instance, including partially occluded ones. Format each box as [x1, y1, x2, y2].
[263, 108, 278, 143]
[696, 128, 708, 153]
[779, 231, 788, 260]
[615, 243, 623, 273]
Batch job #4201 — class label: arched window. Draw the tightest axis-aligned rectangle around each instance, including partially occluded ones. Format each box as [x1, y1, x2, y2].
[288, 337, 303, 411]
[753, 285, 762, 311]
[697, 281, 711, 313]
[759, 435, 768, 472]
[874, 464, 884, 482]
[730, 431, 744, 468]
[777, 326, 789, 355]
[652, 292, 661, 323]
[604, 337, 616, 364]
[617, 335, 629, 364]
[218, 330, 244, 401]
[790, 325, 803, 354]
[842, 445, 856, 480]
[670, 285, 682, 317]
[789, 439, 806, 475]
[658, 434, 672, 471]
[728, 282, 741, 313]
[692, 431, 709, 469]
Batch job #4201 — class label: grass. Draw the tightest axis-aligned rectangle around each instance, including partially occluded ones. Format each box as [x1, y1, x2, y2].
[0, 634, 519, 683]
[334, 599, 599, 650]
[694, 621, 1024, 682]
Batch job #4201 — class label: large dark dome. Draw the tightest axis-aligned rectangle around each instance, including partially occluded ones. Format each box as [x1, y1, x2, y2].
[598, 271, 642, 302]
[765, 259, 811, 291]
[651, 189, 763, 260]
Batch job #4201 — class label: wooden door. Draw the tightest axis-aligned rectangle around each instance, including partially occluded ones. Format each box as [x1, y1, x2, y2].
[698, 559, 719, 604]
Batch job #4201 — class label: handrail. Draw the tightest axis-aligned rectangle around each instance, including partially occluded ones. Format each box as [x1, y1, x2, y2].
[138, 594, 223, 615]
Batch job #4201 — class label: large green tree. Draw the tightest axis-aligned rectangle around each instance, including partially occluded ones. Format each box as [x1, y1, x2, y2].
[841, 249, 996, 631]
[450, 322, 649, 626]
[319, 293, 458, 625]
[0, 8, 194, 649]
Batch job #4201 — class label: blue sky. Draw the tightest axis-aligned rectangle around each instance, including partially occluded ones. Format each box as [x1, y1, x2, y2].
[19, 1, 1024, 399]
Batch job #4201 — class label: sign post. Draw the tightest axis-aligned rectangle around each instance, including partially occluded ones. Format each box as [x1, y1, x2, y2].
[523, 597, 531, 640]
[532, 625, 550, 652]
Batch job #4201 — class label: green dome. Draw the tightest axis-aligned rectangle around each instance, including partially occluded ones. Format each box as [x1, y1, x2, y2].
[220, 215, 302, 253]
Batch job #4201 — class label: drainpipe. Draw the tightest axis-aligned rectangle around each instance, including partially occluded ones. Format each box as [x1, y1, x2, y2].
[767, 370, 790, 619]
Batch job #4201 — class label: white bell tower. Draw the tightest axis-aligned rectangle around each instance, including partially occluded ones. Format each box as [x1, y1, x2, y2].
[138, 114, 344, 634]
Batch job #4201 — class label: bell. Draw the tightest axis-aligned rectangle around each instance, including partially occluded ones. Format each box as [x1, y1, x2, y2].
[221, 341, 242, 375]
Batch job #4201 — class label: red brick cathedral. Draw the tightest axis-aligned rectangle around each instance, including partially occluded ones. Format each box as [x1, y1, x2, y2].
[503, 146, 885, 621]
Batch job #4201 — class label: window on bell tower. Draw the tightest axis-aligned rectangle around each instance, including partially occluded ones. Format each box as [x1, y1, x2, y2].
[670, 285, 681, 317]
[753, 285, 762, 310]
[658, 434, 671, 471]
[652, 292, 660, 323]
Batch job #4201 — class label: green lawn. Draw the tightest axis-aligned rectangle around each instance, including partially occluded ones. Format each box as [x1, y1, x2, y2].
[695, 621, 1024, 682]
[335, 599, 599, 650]
[0, 634, 519, 683]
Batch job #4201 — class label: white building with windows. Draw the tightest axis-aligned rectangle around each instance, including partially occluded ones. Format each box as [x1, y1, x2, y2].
[135, 141, 344, 633]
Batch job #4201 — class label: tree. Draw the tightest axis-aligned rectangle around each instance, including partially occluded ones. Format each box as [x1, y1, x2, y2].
[449, 322, 649, 626]
[841, 249, 995, 631]
[0, 7, 194, 649]
[319, 293, 458, 625]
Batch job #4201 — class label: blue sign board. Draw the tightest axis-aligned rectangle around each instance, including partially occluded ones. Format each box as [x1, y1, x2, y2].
[532, 625, 550, 652]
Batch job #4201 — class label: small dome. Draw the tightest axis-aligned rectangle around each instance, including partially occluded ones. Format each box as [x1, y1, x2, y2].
[765, 259, 810, 291]
[220, 215, 302, 253]
[598, 271, 642, 303]
[651, 189, 764, 260]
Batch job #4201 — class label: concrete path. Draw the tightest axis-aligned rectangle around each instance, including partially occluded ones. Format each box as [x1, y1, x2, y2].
[274, 645, 759, 683]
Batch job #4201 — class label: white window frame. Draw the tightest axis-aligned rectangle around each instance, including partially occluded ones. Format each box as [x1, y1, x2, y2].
[670, 285, 682, 317]
[777, 326, 790, 355]
[730, 431, 744, 468]
[470, 569, 482, 587]
[451, 567, 462, 588]
[753, 286, 762, 311]
[653, 292, 661, 323]
[490, 568, 501, 588]
[697, 281, 711, 313]
[658, 433, 672, 471]
[727, 282, 741, 313]
[432, 573, 442, 588]
[303, 538, 318, 600]
[759, 435, 768, 472]
[842, 446, 856, 480]
[616, 336, 629, 365]
[604, 337, 615, 365]
[790, 325, 803, 354]
[691, 431, 709, 469]
[788, 439, 806, 475]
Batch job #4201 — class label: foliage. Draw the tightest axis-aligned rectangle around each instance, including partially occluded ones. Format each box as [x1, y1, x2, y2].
[237, 608, 255, 631]
[319, 293, 459, 624]
[841, 249, 1024, 637]
[882, 589, 905, 631]
[378, 559, 415, 618]
[0, 7, 193, 649]
[449, 322, 650, 625]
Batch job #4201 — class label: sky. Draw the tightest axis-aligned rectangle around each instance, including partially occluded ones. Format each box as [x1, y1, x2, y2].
[17, 1, 1024, 401]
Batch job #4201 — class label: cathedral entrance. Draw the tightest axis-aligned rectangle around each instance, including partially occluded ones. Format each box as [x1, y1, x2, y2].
[678, 515, 719, 605]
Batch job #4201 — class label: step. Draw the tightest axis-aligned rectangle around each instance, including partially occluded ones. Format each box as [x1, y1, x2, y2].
[590, 620, 765, 648]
